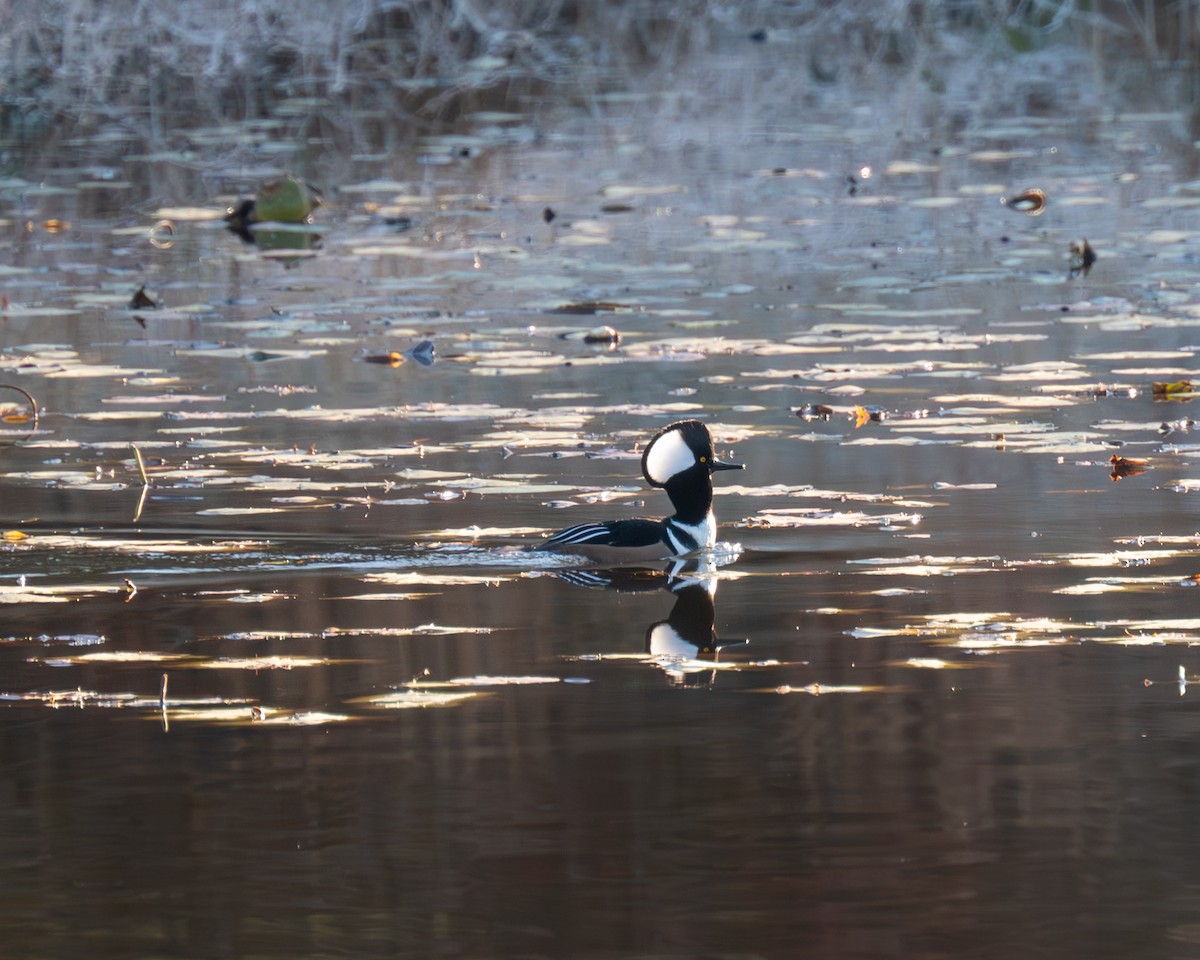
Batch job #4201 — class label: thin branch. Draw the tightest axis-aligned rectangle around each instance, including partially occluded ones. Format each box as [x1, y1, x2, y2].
[131, 443, 149, 485]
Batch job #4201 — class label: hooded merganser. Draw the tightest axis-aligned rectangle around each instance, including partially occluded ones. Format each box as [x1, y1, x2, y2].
[534, 419, 743, 563]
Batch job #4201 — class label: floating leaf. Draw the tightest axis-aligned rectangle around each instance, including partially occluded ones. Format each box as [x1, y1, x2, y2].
[35, 651, 194, 667]
[548, 301, 631, 315]
[1153, 380, 1193, 397]
[739, 510, 922, 529]
[769, 683, 885, 696]
[323, 624, 496, 637]
[194, 656, 343, 670]
[600, 184, 683, 200]
[358, 690, 483, 709]
[1109, 455, 1149, 481]
[361, 572, 513, 586]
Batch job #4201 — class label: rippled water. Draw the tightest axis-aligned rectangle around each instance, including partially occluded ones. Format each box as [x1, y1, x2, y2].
[5, 30, 1200, 959]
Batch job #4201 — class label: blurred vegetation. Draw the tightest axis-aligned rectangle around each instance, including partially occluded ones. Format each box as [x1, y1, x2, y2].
[0, 0, 1197, 148]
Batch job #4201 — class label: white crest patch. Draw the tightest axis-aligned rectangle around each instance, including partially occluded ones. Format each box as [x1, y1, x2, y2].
[643, 427, 696, 485]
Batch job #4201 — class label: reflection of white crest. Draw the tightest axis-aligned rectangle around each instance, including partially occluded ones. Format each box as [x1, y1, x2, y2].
[644, 427, 696, 485]
[648, 623, 699, 659]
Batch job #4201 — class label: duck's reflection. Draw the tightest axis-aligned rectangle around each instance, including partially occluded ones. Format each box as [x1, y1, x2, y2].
[558, 559, 746, 686]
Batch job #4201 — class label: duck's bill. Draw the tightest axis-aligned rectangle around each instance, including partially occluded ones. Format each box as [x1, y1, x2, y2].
[710, 458, 744, 472]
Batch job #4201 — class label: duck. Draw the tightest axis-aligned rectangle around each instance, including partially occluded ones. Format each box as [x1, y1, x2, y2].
[533, 419, 743, 563]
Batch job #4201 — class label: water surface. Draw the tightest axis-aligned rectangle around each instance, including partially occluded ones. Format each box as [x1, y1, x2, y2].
[4, 27, 1200, 959]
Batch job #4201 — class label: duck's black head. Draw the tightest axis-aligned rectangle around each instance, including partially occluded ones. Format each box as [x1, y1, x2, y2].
[640, 419, 743, 521]
[641, 419, 742, 488]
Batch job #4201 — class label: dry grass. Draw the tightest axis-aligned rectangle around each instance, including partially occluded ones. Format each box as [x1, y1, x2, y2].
[0, 0, 1195, 149]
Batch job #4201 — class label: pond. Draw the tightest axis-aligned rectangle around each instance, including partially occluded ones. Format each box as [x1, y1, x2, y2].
[4, 17, 1200, 959]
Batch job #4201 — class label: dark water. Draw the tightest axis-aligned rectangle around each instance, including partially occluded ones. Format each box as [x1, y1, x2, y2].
[4, 32, 1200, 959]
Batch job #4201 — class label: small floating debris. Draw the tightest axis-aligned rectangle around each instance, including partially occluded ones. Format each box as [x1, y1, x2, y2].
[1144, 665, 1189, 697]
[583, 325, 621, 346]
[148, 219, 175, 249]
[1076, 385, 1138, 399]
[1109, 454, 1149, 482]
[1158, 418, 1193, 436]
[1152, 380, 1193, 398]
[0, 382, 38, 426]
[794, 403, 835, 421]
[358, 340, 435, 368]
[407, 339, 436, 366]
[359, 689, 483, 709]
[1004, 187, 1048, 215]
[225, 174, 322, 241]
[361, 352, 405, 367]
[852, 405, 889, 427]
[1068, 238, 1097, 278]
[128, 285, 157, 310]
[542, 206, 556, 223]
[548, 300, 630, 315]
[770, 682, 884, 696]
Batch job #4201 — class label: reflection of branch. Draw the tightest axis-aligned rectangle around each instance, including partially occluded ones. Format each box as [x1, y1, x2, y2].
[0, 382, 38, 428]
[132, 485, 149, 524]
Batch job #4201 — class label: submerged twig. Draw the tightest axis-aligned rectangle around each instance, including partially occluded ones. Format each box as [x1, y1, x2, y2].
[0, 382, 39, 428]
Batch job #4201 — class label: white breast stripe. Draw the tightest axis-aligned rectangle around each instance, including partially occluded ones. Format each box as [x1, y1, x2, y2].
[663, 520, 698, 555]
[665, 512, 716, 553]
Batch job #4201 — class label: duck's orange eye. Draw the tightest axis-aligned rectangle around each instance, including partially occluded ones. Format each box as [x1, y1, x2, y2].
[699, 455, 707, 463]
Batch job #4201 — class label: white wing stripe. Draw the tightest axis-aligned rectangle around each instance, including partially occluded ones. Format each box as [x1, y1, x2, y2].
[546, 523, 612, 545]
